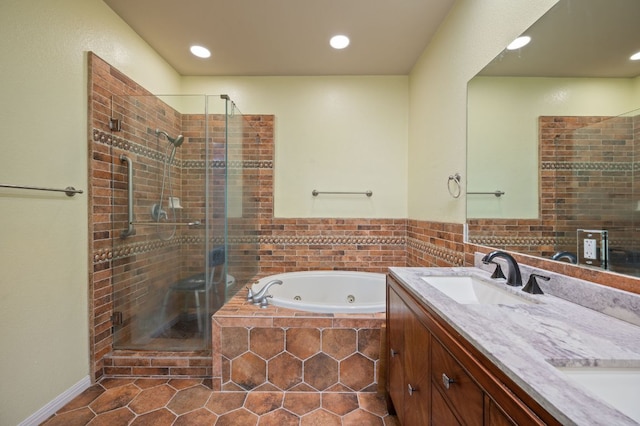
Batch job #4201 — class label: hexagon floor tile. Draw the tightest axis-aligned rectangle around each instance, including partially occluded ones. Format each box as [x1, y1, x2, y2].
[41, 378, 399, 425]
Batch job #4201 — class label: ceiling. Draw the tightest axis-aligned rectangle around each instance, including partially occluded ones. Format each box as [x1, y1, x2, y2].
[102, 0, 456, 76]
[480, 0, 640, 78]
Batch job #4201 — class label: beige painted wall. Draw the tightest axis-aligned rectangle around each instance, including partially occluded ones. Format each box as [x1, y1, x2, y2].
[0, 0, 180, 424]
[182, 76, 409, 218]
[468, 77, 639, 219]
[407, 0, 559, 222]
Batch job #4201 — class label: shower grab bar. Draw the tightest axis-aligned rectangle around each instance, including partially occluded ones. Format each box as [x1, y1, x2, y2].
[132, 221, 202, 227]
[467, 190, 505, 197]
[0, 183, 83, 197]
[120, 155, 135, 238]
[312, 189, 373, 197]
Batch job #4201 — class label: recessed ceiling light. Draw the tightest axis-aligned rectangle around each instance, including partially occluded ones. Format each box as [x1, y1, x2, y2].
[190, 45, 211, 58]
[506, 36, 531, 50]
[330, 35, 350, 50]
[630, 51, 640, 61]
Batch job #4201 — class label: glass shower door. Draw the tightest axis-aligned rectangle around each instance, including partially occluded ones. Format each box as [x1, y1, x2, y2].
[110, 94, 212, 351]
[211, 95, 260, 304]
[109, 94, 259, 351]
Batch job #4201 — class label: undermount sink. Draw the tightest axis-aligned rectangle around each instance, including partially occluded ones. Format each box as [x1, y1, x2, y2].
[555, 366, 640, 423]
[420, 275, 534, 305]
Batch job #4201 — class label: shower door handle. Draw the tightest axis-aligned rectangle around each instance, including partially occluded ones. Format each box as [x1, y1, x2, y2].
[120, 154, 135, 238]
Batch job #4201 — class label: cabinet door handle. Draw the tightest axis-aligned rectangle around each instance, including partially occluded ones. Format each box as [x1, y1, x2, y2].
[442, 373, 455, 389]
[407, 383, 417, 396]
[390, 348, 399, 357]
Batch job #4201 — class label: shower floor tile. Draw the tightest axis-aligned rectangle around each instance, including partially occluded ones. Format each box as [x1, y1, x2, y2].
[41, 378, 399, 425]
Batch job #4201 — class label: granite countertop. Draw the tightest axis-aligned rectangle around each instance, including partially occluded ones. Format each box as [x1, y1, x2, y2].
[388, 266, 640, 426]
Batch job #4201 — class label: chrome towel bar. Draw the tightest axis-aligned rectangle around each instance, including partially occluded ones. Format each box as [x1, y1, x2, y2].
[467, 190, 505, 197]
[312, 190, 373, 197]
[0, 183, 83, 197]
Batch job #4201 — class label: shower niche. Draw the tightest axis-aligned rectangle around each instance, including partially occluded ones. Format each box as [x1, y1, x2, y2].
[106, 94, 261, 351]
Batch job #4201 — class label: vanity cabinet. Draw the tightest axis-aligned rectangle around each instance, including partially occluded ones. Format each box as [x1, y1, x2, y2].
[386, 275, 560, 426]
[388, 287, 431, 425]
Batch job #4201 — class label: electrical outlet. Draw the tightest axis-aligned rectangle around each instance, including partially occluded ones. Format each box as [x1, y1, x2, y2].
[584, 238, 597, 259]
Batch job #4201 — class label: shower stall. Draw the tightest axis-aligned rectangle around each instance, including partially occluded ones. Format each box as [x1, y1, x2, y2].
[108, 94, 260, 351]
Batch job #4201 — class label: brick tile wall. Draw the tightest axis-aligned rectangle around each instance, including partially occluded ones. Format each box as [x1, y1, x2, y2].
[89, 53, 465, 381]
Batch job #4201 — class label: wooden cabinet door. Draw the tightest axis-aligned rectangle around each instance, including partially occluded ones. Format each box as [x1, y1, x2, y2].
[387, 287, 406, 423]
[432, 387, 462, 426]
[487, 398, 516, 426]
[485, 398, 515, 426]
[404, 310, 431, 425]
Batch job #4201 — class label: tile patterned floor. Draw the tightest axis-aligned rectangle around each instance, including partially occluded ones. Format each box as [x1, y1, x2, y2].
[41, 377, 399, 425]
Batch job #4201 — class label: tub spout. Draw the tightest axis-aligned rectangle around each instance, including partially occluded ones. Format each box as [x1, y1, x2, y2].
[251, 279, 283, 304]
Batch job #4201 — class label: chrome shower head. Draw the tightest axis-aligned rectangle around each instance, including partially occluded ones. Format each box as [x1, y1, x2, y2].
[156, 129, 184, 147]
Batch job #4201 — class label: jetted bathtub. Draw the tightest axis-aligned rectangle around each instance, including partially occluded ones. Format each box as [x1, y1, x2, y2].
[251, 270, 386, 313]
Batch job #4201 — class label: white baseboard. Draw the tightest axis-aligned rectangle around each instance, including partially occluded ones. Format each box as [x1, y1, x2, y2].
[18, 375, 91, 426]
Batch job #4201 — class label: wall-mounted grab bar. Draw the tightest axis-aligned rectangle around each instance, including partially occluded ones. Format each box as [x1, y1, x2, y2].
[120, 155, 135, 238]
[467, 190, 505, 197]
[312, 190, 373, 197]
[0, 183, 83, 197]
[132, 221, 202, 227]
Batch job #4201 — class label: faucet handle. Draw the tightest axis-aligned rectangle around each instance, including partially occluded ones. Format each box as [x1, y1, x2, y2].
[246, 286, 254, 302]
[259, 294, 273, 309]
[488, 261, 507, 280]
[522, 273, 549, 294]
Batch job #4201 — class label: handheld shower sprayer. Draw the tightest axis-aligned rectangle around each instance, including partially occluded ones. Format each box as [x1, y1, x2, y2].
[155, 129, 184, 147]
[152, 128, 184, 235]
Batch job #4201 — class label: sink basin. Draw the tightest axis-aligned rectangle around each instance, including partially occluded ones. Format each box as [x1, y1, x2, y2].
[555, 366, 640, 423]
[420, 275, 534, 305]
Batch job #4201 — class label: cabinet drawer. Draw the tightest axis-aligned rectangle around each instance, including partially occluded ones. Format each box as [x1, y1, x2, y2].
[432, 386, 462, 425]
[432, 337, 483, 426]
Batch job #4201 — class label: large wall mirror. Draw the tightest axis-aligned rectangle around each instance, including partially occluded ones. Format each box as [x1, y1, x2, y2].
[466, 0, 640, 277]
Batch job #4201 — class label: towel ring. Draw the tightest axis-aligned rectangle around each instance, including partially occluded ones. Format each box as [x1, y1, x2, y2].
[447, 173, 461, 198]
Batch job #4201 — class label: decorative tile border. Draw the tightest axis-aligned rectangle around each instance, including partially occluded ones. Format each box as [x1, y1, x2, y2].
[541, 161, 632, 171]
[93, 129, 167, 162]
[467, 236, 558, 247]
[94, 237, 225, 264]
[93, 129, 273, 170]
[259, 235, 405, 246]
[406, 237, 465, 266]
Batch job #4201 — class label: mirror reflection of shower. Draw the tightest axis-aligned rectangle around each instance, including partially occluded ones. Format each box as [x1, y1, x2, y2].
[152, 128, 184, 240]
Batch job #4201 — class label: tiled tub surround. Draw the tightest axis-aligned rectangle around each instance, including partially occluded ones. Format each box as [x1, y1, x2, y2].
[389, 260, 640, 425]
[212, 290, 385, 393]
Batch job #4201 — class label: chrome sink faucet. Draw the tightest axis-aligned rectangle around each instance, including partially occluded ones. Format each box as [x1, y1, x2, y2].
[249, 279, 283, 305]
[481, 250, 522, 287]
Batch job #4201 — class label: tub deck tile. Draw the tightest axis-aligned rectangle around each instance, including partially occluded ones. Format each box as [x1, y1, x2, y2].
[212, 288, 385, 392]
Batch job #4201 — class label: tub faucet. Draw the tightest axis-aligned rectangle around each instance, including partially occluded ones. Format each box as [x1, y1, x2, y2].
[250, 279, 283, 304]
[481, 250, 522, 287]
